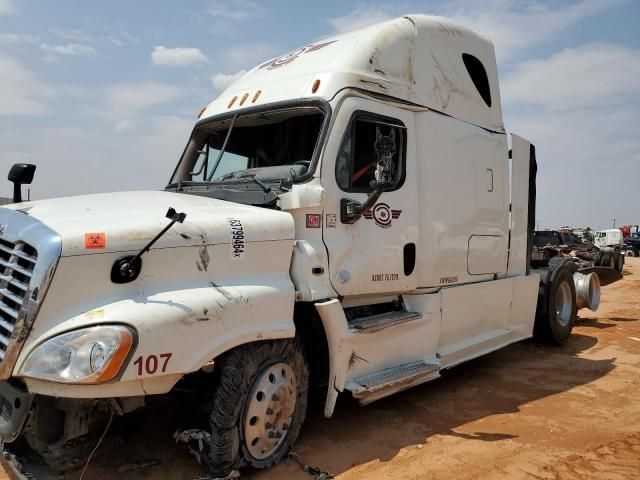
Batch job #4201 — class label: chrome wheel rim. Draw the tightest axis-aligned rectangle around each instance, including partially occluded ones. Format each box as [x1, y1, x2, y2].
[244, 363, 296, 460]
[556, 281, 573, 327]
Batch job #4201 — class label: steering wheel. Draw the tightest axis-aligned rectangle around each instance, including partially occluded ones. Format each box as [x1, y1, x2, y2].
[294, 160, 311, 168]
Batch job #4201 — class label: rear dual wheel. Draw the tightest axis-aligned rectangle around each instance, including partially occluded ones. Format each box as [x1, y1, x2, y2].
[599, 251, 615, 269]
[535, 258, 577, 344]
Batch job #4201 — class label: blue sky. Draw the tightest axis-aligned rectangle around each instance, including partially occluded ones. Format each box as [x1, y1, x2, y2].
[0, 0, 638, 229]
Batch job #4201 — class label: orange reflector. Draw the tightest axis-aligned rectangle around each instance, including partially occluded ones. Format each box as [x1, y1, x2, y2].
[228, 96, 238, 108]
[95, 329, 134, 383]
[252, 90, 262, 103]
[312, 79, 321, 93]
[240, 93, 249, 106]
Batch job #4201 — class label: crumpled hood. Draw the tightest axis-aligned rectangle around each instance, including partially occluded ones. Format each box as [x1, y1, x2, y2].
[3, 191, 294, 256]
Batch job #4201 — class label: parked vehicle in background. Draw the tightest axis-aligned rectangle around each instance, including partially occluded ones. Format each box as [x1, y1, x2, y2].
[572, 227, 594, 243]
[619, 225, 639, 239]
[592, 229, 625, 271]
[595, 229, 624, 249]
[620, 225, 640, 257]
[532, 229, 624, 273]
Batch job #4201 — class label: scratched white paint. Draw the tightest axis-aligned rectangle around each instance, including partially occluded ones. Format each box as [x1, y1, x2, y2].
[202, 15, 504, 133]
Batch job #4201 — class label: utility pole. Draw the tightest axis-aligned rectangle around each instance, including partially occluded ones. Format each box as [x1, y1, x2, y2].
[612, 218, 616, 228]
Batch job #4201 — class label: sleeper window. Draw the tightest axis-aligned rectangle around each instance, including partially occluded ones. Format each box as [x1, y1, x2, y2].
[336, 115, 406, 193]
[462, 53, 492, 108]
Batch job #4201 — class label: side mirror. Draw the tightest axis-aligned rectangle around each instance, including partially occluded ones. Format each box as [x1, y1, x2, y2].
[340, 179, 393, 224]
[8, 163, 36, 203]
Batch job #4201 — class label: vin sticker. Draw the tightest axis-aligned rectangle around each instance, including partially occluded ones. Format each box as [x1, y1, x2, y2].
[372, 273, 399, 282]
[227, 218, 246, 260]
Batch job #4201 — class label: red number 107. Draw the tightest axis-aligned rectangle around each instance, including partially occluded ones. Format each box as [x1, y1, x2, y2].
[134, 353, 172, 376]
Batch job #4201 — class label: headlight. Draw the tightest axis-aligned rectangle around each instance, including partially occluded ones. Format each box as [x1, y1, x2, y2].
[19, 325, 135, 384]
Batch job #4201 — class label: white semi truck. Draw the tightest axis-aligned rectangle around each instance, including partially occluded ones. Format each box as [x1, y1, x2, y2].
[0, 16, 600, 477]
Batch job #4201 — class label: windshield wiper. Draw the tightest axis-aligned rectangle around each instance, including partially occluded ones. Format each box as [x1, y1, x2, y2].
[250, 176, 272, 193]
[206, 114, 238, 182]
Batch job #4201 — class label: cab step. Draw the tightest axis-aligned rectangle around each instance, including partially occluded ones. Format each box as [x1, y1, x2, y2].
[347, 359, 441, 404]
[354, 359, 440, 390]
[348, 310, 421, 332]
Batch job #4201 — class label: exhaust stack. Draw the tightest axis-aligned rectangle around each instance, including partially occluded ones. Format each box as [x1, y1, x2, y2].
[573, 272, 601, 311]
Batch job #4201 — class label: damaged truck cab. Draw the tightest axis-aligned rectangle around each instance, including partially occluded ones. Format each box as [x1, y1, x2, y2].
[0, 15, 595, 477]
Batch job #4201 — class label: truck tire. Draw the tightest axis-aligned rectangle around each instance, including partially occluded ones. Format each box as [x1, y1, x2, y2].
[599, 250, 614, 268]
[201, 338, 309, 477]
[625, 248, 636, 257]
[615, 251, 624, 272]
[548, 256, 578, 273]
[535, 259, 577, 344]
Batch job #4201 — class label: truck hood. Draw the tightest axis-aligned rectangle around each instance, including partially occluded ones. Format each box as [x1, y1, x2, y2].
[2, 191, 294, 256]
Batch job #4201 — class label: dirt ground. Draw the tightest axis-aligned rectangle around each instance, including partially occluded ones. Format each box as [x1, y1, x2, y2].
[4, 259, 640, 479]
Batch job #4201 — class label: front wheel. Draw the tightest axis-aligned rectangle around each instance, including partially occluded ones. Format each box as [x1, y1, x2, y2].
[201, 339, 309, 477]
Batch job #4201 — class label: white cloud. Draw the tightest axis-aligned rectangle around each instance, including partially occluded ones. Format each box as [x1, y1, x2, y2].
[328, 7, 394, 34]
[140, 115, 193, 151]
[502, 43, 640, 109]
[113, 119, 136, 133]
[50, 28, 95, 44]
[208, 0, 265, 20]
[104, 81, 183, 116]
[151, 46, 208, 66]
[0, 33, 39, 45]
[226, 43, 277, 68]
[326, 0, 620, 60]
[211, 70, 247, 91]
[449, 0, 621, 61]
[0, 55, 53, 116]
[51, 27, 139, 48]
[40, 42, 97, 56]
[0, 115, 194, 200]
[501, 40, 640, 229]
[505, 105, 640, 229]
[0, 0, 13, 14]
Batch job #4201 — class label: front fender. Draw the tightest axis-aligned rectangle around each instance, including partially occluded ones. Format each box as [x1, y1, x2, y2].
[14, 241, 295, 398]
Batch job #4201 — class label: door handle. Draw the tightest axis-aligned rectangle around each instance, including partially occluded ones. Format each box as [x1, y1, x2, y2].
[486, 168, 494, 192]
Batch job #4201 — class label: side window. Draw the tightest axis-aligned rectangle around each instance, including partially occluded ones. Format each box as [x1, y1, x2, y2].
[336, 114, 406, 193]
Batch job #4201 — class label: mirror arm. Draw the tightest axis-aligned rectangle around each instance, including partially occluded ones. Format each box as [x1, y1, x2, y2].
[12, 183, 22, 204]
[340, 181, 388, 224]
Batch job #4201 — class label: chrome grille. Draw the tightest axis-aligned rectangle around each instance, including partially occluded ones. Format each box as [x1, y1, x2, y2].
[0, 238, 37, 360]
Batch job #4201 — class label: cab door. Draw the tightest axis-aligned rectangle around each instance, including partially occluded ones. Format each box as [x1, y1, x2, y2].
[321, 97, 418, 296]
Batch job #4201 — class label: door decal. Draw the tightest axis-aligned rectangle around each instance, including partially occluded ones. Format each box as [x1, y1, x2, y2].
[362, 203, 402, 229]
